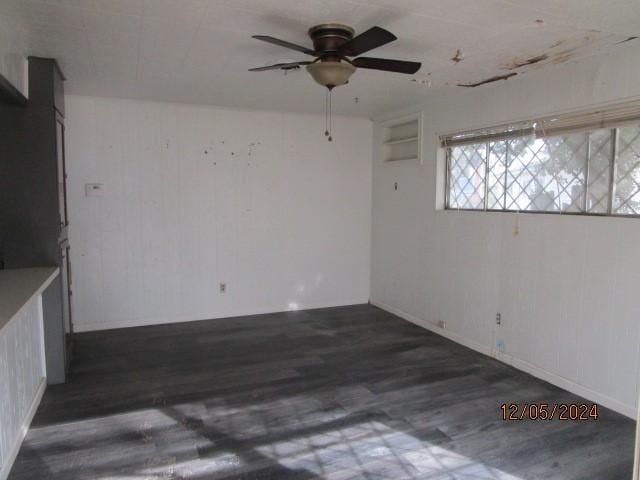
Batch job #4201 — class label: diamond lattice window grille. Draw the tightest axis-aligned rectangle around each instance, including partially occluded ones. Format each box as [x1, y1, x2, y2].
[613, 125, 640, 215]
[448, 144, 486, 209]
[586, 129, 612, 213]
[507, 138, 551, 211]
[445, 125, 640, 218]
[504, 135, 587, 212]
[487, 141, 507, 210]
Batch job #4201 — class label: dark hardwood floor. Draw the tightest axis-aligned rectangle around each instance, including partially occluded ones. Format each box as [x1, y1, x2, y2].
[9, 304, 635, 479]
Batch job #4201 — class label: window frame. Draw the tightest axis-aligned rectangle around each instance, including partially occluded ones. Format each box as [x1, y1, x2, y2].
[443, 125, 640, 219]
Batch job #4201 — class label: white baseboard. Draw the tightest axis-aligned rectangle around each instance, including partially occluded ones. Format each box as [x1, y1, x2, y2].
[74, 299, 370, 332]
[497, 351, 636, 419]
[370, 300, 494, 357]
[370, 300, 637, 419]
[0, 377, 46, 480]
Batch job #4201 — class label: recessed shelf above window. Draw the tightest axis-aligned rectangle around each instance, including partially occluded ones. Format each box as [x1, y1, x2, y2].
[377, 113, 422, 165]
[386, 156, 418, 162]
[384, 136, 419, 146]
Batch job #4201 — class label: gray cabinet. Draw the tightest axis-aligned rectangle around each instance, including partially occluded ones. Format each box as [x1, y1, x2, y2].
[0, 57, 72, 384]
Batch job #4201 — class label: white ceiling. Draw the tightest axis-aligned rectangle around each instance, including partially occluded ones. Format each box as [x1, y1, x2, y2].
[2, 0, 639, 116]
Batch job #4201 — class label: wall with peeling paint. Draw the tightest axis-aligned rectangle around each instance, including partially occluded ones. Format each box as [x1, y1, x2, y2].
[371, 43, 640, 418]
[65, 96, 372, 332]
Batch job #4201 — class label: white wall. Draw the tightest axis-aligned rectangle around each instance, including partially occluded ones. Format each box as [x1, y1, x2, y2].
[0, 2, 29, 97]
[65, 96, 372, 332]
[371, 43, 640, 418]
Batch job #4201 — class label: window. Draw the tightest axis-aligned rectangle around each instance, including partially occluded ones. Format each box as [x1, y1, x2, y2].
[445, 124, 640, 216]
[614, 125, 640, 214]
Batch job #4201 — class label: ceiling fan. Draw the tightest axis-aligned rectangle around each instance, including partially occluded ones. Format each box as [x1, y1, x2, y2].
[249, 23, 421, 140]
[249, 23, 421, 89]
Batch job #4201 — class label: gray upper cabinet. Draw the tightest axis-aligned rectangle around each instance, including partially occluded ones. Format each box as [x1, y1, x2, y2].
[0, 57, 71, 384]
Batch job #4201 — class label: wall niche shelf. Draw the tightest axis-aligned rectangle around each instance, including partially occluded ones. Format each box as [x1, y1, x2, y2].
[384, 136, 419, 146]
[385, 156, 418, 162]
[378, 112, 422, 165]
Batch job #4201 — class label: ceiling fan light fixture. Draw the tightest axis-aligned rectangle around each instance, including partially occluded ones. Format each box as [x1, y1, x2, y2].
[249, 24, 421, 140]
[306, 61, 355, 88]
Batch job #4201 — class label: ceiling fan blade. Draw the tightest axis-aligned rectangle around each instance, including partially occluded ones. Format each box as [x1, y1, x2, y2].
[338, 27, 397, 56]
[252, 35, 316, 55]
[248, 61, 312, 72]
[352, 57, 421, 74]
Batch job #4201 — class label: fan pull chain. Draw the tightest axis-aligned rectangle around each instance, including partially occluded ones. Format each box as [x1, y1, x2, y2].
[323, 87, 334, 141]
[324, 88, 329, 138]
[328, 88, 332, 142]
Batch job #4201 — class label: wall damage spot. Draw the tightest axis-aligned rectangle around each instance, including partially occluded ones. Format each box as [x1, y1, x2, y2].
[451, 49, 464, 63]
[458, 72, 517, 87]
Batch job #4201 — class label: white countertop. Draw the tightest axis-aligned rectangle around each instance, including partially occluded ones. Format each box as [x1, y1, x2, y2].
[0, 267, 60, 330]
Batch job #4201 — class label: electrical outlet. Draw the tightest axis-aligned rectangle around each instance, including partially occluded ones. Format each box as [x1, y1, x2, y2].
[219, 283, 227, 293]
[497, 340, 506, 353]
[438, 320, 446, 329]
[496, 312, 502, 325]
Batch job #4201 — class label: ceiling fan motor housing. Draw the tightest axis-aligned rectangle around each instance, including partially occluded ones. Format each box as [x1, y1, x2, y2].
[308, 23, 355, 58]
[306, 23, 357, 88]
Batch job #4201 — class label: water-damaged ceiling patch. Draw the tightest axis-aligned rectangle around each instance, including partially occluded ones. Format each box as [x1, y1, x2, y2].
[504, 31, 628, 70]
[457, 72, 517, 88]
[1, 0, 638, 115]
[453, 29, 634, 89]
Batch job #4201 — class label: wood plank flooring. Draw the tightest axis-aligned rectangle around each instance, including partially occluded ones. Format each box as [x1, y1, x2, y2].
[9, 304, 635, 479]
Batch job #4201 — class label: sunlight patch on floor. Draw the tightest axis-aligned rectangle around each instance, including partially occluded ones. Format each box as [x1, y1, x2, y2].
[141, 453, 243, 478]
[256, 420, 523, 479]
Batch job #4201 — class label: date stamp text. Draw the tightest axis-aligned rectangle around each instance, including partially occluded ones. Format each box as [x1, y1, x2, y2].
[500, 403, 599, 421]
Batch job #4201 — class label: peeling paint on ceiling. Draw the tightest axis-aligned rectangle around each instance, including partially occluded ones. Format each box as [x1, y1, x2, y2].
[458, 72, 518, 88]
[503, 54, 548, 70]
[1, 0, 638, 115]
[455, 29, 635, 89]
